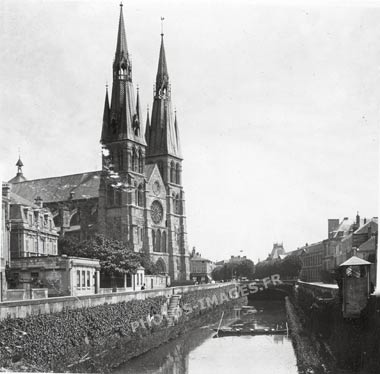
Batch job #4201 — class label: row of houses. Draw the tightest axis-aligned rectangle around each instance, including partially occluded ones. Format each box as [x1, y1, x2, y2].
[0, 182, 168, 302]
[269, 213, 378, 284]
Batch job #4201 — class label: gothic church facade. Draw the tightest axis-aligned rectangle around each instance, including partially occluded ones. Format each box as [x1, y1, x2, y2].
[8, 5, 190, 281]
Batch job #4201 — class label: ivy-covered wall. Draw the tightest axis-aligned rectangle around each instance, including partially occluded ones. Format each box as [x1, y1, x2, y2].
[0, 296, 167, 372]
[0, 284, 245, 373]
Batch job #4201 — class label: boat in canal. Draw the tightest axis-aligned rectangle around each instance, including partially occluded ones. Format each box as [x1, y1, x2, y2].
[213, 326, 289, 337]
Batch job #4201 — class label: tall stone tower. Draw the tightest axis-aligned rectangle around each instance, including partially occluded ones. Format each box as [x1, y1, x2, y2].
[98, 4, 147, 250]
[146, 32, 190, 280]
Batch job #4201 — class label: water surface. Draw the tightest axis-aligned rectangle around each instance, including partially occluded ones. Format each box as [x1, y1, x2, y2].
[114, 300, 298, 374]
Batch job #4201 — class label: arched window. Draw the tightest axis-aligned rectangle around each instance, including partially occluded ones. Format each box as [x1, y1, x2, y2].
[156, 258, 166, 274]
[119, 149, 124, 170]
[135, 150, 139, 172]
[176, 194, 181, 214]
[176, 163, 181, 184]
[132, 148, 137, 172]
[162, 231, 167, 253]
[170, 161, 175, 183]
[138, 149, 143, 173]
[53, 215, 60, 228]
[107, 185, 114, 206]
[70, 212, 80, 226]
[156, 230, 161, 252]
[177, 227, 181, 246]
[134, 182, 138, 205]
[172, 193, 176, 213]
[152, 230, 156, 250]
[138, 184, 144, 207]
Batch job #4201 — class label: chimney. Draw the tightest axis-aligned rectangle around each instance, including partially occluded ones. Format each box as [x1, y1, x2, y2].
[356, 211, 360, 226]
[328, 219, 339, 238]
[34, 196, 43, 208]
[2, 182, 10, 199]
[364, 218, 367, 224]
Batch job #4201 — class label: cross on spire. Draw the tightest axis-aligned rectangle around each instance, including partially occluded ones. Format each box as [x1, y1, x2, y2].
[161, 17, 165, 37]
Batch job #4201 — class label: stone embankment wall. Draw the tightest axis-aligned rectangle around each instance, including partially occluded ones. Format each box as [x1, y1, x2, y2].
[0, 282, 230, 320]
[289, 284, 380, 374]
[0, 283, 245, 373]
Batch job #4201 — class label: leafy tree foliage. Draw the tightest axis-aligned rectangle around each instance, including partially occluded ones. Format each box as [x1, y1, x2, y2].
[58, 235, 158, 276]
[211, 259, 255, 281]
[254, 255, 302, 279]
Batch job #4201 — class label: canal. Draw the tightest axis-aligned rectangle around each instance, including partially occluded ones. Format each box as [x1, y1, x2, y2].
[114, 299, 298, 373]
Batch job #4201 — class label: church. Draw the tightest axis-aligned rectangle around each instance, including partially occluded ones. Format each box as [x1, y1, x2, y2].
[8, 4, 190, 281]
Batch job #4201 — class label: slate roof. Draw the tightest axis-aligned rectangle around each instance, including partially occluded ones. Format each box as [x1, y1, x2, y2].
[10, 171, 101, 203]
[332, 218, 354, 238]
[9, 173, 27, 183]
[9, 191, 38, 208]
[358, 236, 377, 253]
[354, 219, 378, 235]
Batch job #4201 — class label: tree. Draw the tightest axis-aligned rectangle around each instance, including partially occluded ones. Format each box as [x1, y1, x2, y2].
[58, 235, 158, 276]
[211, 266, 224, 281]
[280, 255, 302, 277]
[211, 259, 255, 281]
[254, 255, 302, 279]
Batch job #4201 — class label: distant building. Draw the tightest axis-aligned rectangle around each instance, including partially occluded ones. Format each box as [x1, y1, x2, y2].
[296, 213, 378, 284]
[270, 243, 286, 259]
[8, 255, 100, 297]
[299, 241, 326, 282]
[324, 214, 378, 271]
[8, 192, 58, 258]
[229, 255, 248, 263]
[190, 247, 214, 283]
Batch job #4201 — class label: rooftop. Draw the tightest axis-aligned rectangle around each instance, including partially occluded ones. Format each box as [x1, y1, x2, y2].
[10, 171, 101, 203]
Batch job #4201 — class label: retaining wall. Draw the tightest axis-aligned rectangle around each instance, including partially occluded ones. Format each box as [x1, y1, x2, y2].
[0, 282, 242, 373]
[0, 282, 234, 320]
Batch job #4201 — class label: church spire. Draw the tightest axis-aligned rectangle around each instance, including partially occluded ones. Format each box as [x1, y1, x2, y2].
[147, 27, 181, 159]
[116, 3, 127, 53]
[101, 4, 145, 146]
[114, 3, 130, 79]
[133, 86, 142, 136]
[145, 105, 150, 144]
[156, 32, 169, 98]
[100, 85, 110, 142]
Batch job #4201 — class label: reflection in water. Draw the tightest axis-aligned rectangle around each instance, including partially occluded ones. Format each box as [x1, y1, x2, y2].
[114, 300, 298, 374]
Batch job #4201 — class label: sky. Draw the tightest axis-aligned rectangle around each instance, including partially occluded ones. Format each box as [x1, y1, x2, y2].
[0, 0, 379, 263]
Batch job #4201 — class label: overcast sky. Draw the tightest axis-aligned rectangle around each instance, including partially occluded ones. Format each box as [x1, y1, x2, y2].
[0, 0, 379, 263]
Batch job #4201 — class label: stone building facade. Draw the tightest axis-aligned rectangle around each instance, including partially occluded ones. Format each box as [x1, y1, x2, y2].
[299, 241, 326, 282]
[8, 194, 58, 258]
[8, 5, 190, 281]
[190, 248, 214, 283]
[1, 184, 10, 301]
[8, 255, 100, 297]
